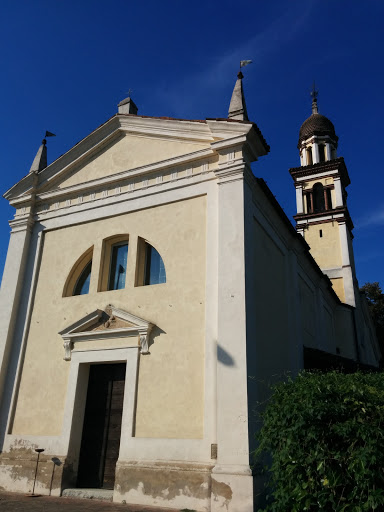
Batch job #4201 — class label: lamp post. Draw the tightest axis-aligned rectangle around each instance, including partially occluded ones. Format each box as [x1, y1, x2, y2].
[26, 448, 44, 497]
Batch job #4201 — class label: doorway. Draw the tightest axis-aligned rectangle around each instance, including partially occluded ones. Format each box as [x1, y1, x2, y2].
[77, 363, 126, 489]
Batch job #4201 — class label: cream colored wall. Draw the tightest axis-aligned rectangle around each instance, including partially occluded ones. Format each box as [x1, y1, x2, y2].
[11, 196, 206, 439]
[57, 134, 209, 189]
[304, 222, 342, 269]
[331, 278, 346, 303]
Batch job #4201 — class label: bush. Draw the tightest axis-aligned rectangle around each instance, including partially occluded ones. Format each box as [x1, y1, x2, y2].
[255, 371, 384, 511]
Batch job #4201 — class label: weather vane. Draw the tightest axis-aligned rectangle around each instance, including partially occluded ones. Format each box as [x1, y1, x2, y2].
[240, 60, 252, 72]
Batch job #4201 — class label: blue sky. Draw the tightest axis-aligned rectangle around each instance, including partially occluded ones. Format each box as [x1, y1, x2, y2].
[0, 0, 383, 287]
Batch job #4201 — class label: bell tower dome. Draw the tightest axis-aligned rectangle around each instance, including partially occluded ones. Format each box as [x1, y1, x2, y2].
[298, 86, 339, 165]
[289, 87, 358, 307]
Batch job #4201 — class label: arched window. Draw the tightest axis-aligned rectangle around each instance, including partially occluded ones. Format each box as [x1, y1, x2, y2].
[73, 261, 92, 295]
[313, 183, 325, 213]
[144, 244, 166, 285]
[63, 247, 93, 297]
[318, 145, 326, 162]
[136, 238, 166, 286]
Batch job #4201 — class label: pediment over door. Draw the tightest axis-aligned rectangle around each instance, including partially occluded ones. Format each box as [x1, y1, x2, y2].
[59, 305, 153, 361]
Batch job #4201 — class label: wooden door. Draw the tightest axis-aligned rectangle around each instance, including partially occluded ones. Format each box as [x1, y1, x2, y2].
[77, 363, 126, 489]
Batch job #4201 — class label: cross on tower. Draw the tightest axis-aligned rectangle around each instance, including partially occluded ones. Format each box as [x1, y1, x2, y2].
[310, 81, 318, 100]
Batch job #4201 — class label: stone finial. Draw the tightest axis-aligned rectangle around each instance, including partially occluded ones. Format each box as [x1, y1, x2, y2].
[29, 139, 47, 173]
[118, 96, 138, 115]
[228, 71, 249, 121]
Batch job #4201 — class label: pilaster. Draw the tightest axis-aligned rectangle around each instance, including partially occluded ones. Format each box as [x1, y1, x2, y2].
[212, 162, 253, 512]
[338, 221, 356, 307]
[325, 143, 332, 161]
[0, 214, 34, 415]
[333, 177, 343, 207]
[312, 142, 320, 164]
[295, 184, 304, 214]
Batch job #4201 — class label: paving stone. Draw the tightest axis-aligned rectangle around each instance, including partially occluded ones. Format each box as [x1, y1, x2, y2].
[0, 491, 182, 512]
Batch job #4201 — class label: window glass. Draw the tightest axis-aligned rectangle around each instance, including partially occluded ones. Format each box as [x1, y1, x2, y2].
[144, 244, 166, 285]
[73, 261, 92, 296]
[108, 242, 128, 290]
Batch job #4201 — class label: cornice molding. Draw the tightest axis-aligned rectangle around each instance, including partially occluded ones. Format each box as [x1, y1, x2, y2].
[214, 161, 250, 185]
[9, 215, 34, 233]
[295, 206, 354, 231]
[36, 148, 215, 202]
[5, 116, 256, 203]
[289, 157, 350, 187]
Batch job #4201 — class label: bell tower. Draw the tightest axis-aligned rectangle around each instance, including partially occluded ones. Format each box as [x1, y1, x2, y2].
[289, 87, 358, 307]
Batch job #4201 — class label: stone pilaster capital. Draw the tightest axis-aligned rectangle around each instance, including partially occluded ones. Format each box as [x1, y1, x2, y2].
[9, 215, 35, 234]
[214, 162, 252, 186]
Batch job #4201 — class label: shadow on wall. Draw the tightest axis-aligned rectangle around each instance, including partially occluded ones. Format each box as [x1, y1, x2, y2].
[148, 326, 165, 351]
[217, 345, 235, 366]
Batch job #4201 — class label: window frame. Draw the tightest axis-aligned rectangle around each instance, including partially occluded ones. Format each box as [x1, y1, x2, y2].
[107, 241, 129, 291]
[63, 247, 93, 297]
[98, 235, 130, 292]
[73, 260, 92, 296]
[135, 237, 166, 287]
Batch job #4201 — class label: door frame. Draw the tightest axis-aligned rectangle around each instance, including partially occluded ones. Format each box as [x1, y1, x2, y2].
[63, 347, 139, 488]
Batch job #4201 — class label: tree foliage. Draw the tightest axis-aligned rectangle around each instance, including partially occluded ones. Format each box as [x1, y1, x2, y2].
[255, 371, 384, 511]
[360, 282, 384, 360]
[360, 282, 384, 329]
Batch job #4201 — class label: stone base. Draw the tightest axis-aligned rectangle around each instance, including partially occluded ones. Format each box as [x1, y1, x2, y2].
[114, 460, 214, 511]
[0, 450, 65, 496]
[0, 454, 255, 511]
[62, 488, 113, 501]
[211, 465, 254, 512]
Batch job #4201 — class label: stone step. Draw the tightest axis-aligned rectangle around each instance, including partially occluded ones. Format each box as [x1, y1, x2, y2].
[61, 488, 113, 501]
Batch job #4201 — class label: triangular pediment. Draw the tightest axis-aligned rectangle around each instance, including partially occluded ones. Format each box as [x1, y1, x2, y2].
[59, 305, 153, 360]
[42, 131, 211, 193]
[4, 115, 260, 201]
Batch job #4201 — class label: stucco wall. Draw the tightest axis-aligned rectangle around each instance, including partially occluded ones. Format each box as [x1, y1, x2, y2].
[57, 134, 209, 189]
[11, 196, 206, 439]
[304, 222, 342, 270]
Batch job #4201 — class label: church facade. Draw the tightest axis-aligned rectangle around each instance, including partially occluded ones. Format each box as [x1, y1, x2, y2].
[0, 75, 379, 512]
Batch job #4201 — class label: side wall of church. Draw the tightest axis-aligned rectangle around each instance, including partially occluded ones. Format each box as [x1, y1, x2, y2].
[244, 177, 374, 459]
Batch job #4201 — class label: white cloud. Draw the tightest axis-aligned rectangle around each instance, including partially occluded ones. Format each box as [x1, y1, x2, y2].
[356, 205, 384, 229]
[153, 2, 317, 115]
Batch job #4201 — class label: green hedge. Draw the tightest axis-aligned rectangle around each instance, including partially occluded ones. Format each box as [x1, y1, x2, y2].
[255, 371, 384, 511]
